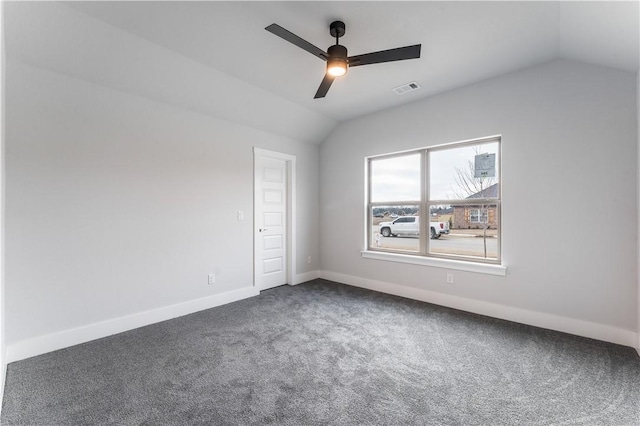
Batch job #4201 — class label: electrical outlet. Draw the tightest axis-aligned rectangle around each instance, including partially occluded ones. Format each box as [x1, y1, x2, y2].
[307, 256, 312, 264]
[237, 210, 244, 220]
[446, 273, 454, 284]
[208, 273, 215, 285]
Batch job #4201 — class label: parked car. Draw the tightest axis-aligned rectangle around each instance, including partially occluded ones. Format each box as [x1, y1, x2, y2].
[378, 216, 450, 239]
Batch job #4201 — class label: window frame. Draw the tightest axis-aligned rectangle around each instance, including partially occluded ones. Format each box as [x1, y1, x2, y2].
[365, 135, 502, 266]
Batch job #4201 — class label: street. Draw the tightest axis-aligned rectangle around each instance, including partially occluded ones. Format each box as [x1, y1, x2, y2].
[371, 228, 498, 258]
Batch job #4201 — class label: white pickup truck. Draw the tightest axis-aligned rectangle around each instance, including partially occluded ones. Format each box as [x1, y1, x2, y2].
[378, 216, 450, 239]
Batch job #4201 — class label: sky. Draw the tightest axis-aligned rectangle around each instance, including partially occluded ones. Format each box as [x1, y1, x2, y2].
[370, 141, 499, 203]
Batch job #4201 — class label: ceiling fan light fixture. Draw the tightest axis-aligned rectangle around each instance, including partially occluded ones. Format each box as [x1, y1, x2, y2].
[326, 44, 348, 77]
[327, 57, 348, 77]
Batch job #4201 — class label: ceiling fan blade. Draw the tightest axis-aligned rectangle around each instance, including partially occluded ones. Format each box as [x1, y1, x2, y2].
[265, 24, 328, 61]
[314, 74, 335, 99]
[348, 44, 421, 67]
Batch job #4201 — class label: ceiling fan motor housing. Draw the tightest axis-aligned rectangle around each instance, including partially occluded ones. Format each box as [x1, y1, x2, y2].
[328, 44, 348, 60]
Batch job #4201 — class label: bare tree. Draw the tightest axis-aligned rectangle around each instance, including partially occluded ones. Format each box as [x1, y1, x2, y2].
[452, 148, 497, 258]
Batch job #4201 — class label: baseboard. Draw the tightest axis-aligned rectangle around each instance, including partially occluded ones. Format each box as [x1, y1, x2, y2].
[320, 270, 638, 349]
[6, 286, 259, 363]
[292, 270, 320, 285]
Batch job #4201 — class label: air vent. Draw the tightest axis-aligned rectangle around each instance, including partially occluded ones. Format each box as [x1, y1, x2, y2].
[392, 81, 421, 95]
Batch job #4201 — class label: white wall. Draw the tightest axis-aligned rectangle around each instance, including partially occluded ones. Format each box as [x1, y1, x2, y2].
[5, 59, 320, 360]
[0, 0, 7, 403]
[320, 59, 638, 346]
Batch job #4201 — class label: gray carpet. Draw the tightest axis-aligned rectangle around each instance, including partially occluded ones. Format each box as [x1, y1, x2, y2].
[2, 279, 639, 425]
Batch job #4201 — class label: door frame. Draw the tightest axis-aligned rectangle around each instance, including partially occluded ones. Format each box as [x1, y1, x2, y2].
[253, 147, 296, 290]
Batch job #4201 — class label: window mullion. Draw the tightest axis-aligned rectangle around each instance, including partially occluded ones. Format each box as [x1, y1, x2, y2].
[366, 159, 372, 249]
[421, 150, 428, 255]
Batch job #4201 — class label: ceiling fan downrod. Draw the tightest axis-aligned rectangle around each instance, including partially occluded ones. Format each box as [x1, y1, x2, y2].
[329, 20, 345, 44]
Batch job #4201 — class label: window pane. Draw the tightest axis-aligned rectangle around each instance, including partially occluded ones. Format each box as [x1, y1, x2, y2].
[371, 154, 420, 202]
[429, 203, 499, 260]
[429, 142, 499, 201]
[370, 206, 420, 253]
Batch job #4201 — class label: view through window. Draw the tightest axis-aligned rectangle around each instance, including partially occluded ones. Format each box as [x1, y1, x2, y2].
[367, 136, 501, 263]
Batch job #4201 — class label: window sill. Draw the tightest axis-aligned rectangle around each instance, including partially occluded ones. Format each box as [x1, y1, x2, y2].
[361, 250, 507, 276]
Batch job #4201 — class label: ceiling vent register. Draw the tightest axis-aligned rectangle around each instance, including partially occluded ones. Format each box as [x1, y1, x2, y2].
[393, 82, 421, 95]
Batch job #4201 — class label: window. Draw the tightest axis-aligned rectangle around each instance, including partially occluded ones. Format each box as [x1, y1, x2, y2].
[367, 136, 501, 264]
[470, 209, 488, 224]
[395, 217, 415, 223]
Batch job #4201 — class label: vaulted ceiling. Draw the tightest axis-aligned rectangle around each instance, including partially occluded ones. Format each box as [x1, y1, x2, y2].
[4, 1, 639, 144]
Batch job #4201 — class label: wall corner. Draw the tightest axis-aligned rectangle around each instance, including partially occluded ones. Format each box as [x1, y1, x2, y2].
[0, 0, 8, 406]
[637, 69, 640, 356]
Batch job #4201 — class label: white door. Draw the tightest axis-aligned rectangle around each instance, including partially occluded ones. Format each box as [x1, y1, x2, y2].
[254, 154, 288, 290]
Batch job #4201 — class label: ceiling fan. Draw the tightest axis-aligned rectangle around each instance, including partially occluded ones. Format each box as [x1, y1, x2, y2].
[266, 20, 421, 99]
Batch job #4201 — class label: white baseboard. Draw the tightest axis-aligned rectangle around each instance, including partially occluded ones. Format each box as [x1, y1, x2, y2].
[320, 270, 639, 349]
[292, 270, 320, 285]
[6, 286, 259, 363]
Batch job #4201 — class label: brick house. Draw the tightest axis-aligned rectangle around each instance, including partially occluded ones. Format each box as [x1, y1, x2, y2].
[452, 183, 499, 229]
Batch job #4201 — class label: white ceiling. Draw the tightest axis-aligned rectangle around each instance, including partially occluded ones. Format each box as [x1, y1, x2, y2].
[4, 1, 639, 144]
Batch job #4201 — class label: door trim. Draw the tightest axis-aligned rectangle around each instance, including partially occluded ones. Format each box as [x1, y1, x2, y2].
[253, 147, 296, 290]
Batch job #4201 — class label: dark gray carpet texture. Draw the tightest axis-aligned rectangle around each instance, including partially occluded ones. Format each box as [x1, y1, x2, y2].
[2, 279, 639, 425]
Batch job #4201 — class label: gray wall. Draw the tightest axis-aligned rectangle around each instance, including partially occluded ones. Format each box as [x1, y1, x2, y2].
[0, 0, 6, 398]
[5, 59, 319, 348]
[320, 60, 638, 336]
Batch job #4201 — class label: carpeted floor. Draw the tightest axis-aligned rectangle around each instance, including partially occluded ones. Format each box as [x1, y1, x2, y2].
[2, 279, 639, 425]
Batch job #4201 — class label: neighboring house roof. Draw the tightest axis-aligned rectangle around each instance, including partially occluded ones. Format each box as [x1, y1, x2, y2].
[466, 183, 499, 199]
